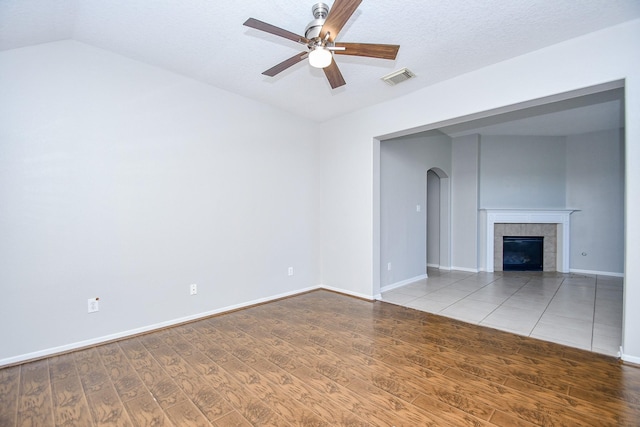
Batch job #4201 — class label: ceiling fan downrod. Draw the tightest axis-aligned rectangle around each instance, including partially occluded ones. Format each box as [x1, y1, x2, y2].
[305, 3, 330, 40]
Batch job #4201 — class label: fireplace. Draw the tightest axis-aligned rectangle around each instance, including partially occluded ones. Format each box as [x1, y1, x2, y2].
[481, 210, 574, 273]
[503, 236, 543, 271]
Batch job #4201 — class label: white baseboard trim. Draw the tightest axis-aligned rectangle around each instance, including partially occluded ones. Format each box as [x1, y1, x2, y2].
[450, 266, 480, 273]
[0, 285, 322, 368]
[426, 263, 440, 269]
[569, 268, 624, 278]
[380, 274, 428, 294]
[620, 347, 640, 364]
[431, 265, 454, 271]
[320, 284, 376, 301]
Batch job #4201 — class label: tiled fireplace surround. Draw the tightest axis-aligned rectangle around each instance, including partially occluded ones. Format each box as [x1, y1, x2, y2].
[494, 223, 557, 271]
[482, 210, 573, 273]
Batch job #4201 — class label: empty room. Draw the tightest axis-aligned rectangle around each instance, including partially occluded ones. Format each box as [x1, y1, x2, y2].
[1, 0, 640, 425]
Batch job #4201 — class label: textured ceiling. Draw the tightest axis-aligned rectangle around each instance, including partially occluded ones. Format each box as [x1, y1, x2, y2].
[1, 0, 639, 123]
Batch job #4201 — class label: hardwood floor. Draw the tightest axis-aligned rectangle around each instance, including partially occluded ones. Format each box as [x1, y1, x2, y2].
[1, 290, 639, 426]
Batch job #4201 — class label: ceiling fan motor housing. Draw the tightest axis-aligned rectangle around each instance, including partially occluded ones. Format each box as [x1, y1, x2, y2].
[305, 3, 329, 40]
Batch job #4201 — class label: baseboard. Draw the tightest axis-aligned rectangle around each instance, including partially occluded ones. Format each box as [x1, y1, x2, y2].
[569, 268, 624, 278]
[620, 347, 640, 365]
[380, 274, 428, 294]
[450, 266, 480, 273]
[429, 265, 456, 271]
[320, 284, 376, 301]
[0, 285, 322, 368]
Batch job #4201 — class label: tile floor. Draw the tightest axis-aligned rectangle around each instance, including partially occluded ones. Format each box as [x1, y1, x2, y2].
[381, 268, 623, 356]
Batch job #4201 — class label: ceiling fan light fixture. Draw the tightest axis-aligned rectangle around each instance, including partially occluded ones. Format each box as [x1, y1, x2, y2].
[308, 46, 332, 68]
[243, 0, 400, 89]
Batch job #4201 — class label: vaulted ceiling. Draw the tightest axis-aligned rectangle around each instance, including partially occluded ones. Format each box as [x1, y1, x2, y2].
[1, 0, 639, 125]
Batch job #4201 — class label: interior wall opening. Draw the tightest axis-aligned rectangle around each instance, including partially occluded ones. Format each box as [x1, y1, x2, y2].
[374, 81, 625, 356]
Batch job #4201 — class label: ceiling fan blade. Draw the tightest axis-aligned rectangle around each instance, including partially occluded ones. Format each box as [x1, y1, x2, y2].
[244, 18, 309, 45]
[333, 42, 400, 60]
[262, 52, 308, 77]
[320, 0, 362, 42]
[323, 59, 346, 89]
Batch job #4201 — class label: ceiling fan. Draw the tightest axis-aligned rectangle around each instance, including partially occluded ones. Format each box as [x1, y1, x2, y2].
[243, 0, 400, 89]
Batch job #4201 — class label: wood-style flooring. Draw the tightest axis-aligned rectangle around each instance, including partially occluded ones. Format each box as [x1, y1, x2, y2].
[1, 289, 639, 426]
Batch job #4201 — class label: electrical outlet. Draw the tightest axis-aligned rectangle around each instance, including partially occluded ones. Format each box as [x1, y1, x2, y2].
[416, 204, 421, 212]
[288, 267, 294, 276]
[190, 284, 197, 295]
[387, 262, 392, 271]
[88, 297, 99, 313]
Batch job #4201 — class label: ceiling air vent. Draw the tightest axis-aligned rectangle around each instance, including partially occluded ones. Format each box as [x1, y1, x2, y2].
[382, 68, 415, 86]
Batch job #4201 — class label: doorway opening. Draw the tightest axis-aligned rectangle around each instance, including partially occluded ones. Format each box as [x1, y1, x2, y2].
[374, 81, 625, 358]
[427, 168, 450, 270]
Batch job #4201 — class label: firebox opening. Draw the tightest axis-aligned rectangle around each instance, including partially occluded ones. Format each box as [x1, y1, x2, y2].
[503, 236, 543, 271]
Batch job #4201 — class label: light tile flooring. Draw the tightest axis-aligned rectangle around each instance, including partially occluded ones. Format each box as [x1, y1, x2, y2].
[381, 268, 623, 356]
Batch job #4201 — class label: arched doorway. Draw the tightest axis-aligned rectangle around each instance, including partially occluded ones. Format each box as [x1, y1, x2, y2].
[427, 167, 450, 271]
[427, 170, 440, 268]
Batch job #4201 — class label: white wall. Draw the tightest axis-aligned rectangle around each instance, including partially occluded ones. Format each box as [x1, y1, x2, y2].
[480, 135, 567, 208]
[567, 129, 625, 274]
[319, 20, 640, 361]
[380, 132, 451, 287]
[0, 41, 320, 364]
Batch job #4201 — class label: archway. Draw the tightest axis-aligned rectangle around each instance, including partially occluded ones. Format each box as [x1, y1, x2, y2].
[427, 167, 450, 271]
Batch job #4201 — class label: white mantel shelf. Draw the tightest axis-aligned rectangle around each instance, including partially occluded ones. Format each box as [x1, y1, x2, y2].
[481, 209, 576, 273]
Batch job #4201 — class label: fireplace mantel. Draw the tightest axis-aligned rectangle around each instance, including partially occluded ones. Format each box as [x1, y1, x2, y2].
[481, 209, 575, 273]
